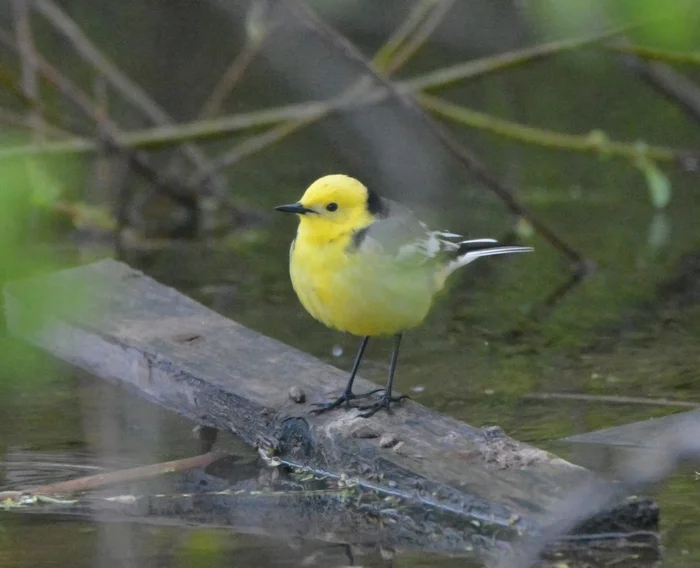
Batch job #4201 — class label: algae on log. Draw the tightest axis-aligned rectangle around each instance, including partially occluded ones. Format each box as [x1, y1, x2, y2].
[3, 259, 658, 552]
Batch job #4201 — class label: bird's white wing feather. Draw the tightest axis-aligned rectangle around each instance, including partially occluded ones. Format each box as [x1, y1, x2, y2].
[349, 197, 532, 273]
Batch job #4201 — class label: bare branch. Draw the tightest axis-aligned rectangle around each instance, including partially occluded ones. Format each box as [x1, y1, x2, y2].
[12, 0, 43, 139]
[419, 94, 695, 163]
[383, 0, 456, 75]
[0, 25, 207, 214]
[280, 0, 586, 267]
[371, 0, 438, 69]
[33, 0, 230, 202]
[619, 51, 700, 128]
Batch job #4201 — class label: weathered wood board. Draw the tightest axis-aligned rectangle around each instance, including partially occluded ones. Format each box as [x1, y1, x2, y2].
[563, 409, 700, 449]
[559, 410, 700, 475]
[3, 259, 658, 551]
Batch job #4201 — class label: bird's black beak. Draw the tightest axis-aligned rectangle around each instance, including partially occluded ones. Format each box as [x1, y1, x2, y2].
[274, 202, 313, 214]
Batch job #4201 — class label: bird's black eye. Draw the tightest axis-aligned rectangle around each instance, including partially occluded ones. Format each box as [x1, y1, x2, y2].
[325, 202, 338, 212]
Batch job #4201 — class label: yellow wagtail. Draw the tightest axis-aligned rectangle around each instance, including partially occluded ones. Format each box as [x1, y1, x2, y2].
[275, 174, 533, 417]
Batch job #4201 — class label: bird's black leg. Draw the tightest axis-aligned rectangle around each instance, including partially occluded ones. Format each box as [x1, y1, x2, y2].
[310, 336, 380, 414]
[357, 333, 408, 418]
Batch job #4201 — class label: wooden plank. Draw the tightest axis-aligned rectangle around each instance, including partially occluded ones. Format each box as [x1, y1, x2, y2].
[562, 409, 700, 449]
[3, 259, 657, 549]
[559, 410, 700, 474]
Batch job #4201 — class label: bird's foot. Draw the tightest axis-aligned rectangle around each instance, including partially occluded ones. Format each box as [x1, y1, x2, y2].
[355, 392, 408, 418]
[309, 388, 383, 415]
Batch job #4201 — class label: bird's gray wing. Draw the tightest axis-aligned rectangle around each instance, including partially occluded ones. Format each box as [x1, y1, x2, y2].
[347, 198, 464, 264]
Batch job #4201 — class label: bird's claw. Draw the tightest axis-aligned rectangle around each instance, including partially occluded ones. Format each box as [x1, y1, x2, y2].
[309, 388, 386, 415]
[356, 393, 408, 418]
[309, 389, 376, 414]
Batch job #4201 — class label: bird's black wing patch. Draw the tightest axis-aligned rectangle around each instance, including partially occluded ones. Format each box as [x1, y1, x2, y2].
[366, 188, 390, 218]
[351, 225, 371, 248]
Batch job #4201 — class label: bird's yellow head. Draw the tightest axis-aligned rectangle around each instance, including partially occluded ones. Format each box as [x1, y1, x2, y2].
[275, 175, 381, 243]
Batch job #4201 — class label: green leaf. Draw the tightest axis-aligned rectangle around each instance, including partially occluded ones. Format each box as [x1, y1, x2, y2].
[515, 217, 535, 239]
[637, 156, 671, 209]
[647, 211, 670, 251]
[26, 159, 63, 208]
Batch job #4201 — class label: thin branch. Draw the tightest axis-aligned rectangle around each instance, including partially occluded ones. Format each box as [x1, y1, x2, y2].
[619, 52, 700, 128]
[199, 39, 266, 119]
[190, 113, 322, 185]
[405, 22, 641, 93]
[12, 0, 43, 139]
[164, 0, 271, 181]
[0, 24, 643, 157]
[281, 0, 586, 267]
[371, 0, 438, 70]
[383, 0, 456, 75]
[33, 0, 230, 202]
[195, 0, 445, 184]
[3, 82, 696, 170]
[523, 392, 700, 409]
[606, 43, 700, 66]
[200, 0, 270, 119]
[0, 25, 204, 214]
[0, 451, 224, 501]
[0, 105, 70, 138]
[5, 14, 693, 201]
[419, 94, 693, 162]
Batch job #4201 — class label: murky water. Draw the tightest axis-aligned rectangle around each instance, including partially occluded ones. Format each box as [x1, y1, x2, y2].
[2, 167, 699, 565]
[2, 1, 700, 565]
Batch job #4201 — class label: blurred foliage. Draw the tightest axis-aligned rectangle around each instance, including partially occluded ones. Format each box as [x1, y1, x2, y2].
[523, 0, 700, 209]
[525, 0, 700, 49]
[0, 133, 87, 389]
[636, 153, 671, 209]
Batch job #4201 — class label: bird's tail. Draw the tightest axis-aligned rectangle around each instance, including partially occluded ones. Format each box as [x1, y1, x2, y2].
[439, 238, 533, 284]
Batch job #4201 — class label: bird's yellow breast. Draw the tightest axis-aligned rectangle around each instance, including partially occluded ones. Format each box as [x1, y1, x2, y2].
[289, 232, 435, 337]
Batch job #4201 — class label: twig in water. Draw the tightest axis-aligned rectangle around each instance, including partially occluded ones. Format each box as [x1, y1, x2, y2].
[0, 451, 225, 502]
[523, 392, 700, 409]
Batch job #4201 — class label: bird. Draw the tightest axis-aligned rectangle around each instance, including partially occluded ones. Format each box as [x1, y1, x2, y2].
[275, 174, 533, 418]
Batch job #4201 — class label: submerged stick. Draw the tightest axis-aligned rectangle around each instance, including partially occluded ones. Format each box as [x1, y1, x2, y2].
[0, 451, 223, 501]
